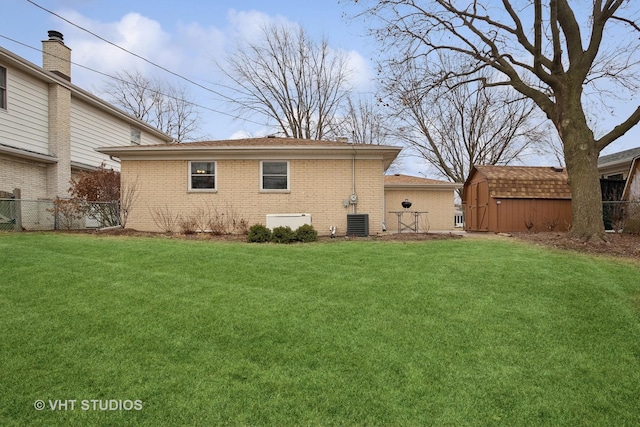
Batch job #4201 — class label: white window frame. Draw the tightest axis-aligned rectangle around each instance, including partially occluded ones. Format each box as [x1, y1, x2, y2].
[260, 160, 289, 192]
[0, 66, 7, 111]
[188, 161, 217, 192]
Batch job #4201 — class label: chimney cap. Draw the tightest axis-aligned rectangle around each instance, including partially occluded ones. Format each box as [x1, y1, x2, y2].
[47, 30, 64, 42]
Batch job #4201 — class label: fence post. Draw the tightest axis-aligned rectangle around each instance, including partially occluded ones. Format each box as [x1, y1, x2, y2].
[13, 188, 22, 232]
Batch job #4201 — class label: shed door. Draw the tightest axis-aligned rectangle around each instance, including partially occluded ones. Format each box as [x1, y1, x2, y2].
[467, 182, 489, 231]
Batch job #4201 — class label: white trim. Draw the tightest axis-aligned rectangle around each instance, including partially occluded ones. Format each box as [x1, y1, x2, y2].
[188, 160, 217, 192]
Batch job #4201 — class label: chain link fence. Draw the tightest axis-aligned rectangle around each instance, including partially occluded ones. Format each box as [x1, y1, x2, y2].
[602, 200, 640, 233]
[0, 198, 120, 231]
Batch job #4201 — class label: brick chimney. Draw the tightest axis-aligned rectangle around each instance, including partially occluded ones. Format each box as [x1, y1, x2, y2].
[42, 30, 71, 81]
[42, 31, 72, 198]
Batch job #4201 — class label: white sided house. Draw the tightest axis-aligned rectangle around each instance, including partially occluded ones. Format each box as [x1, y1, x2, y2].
[0, 31, 173, 203]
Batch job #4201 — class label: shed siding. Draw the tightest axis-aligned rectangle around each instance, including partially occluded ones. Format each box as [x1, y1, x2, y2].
[492, 198, 572, 233]
[0, 66, 49, 154]
[123, 158, 386, 236]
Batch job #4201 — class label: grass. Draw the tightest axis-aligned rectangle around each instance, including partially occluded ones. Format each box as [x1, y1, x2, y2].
[1, 232, 639, 426]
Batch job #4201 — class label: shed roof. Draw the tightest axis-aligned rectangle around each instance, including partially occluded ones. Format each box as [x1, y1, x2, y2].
[469, 165, 571, 199]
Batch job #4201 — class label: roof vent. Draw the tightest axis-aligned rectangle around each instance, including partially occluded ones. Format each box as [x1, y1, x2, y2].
[266, 134, 276, 138]
[47, 30, 64, 42]
[551, 166, 564, 172]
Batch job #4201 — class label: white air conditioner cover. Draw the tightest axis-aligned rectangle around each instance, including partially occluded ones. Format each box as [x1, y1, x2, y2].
[266, 214, 312, 230]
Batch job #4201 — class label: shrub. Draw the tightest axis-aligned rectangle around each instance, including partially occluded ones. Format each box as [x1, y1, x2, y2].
[295, 224, 318, 242]
[179, 214, 198, 235]
[247, 224, 272, 243]
[47, 199, 83, 230]
[271, 226, 295, 244]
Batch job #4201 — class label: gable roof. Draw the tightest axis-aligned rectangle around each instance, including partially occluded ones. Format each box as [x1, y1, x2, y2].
[468, 165, 571, 199]
[0, 46, 173, 142]
[97, 137, 402, 170]
[384, 174, 462, 190]
[598, 146, 640, 168]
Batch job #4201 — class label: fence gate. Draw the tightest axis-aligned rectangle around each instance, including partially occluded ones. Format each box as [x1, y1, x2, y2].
[0, 191, 16, 230]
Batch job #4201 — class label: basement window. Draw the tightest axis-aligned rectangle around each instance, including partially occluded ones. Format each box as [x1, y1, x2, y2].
[261, 161, 289, 191]
[0, 66, 6, 110]
[189, 161, 216, 191]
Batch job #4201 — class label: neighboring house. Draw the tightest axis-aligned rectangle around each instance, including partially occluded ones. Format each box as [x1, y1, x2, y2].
[97, 137, 446, 236]
[383, 174, 462, 232]
[598, 147, 640, 228]
[598, 146, 640, 181]
[463, 165, 572, 233]
[621, 156, 640, 233]
[623, 157, 640, 201]
[0, 31, 173, 203]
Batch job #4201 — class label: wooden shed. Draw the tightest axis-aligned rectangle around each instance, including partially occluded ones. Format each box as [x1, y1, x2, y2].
[463, 166, 572, 233]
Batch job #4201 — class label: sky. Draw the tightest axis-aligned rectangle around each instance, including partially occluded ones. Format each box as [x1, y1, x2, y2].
[2, 0, 640, 179]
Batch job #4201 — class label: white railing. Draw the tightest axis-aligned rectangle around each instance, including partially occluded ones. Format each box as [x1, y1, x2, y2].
[454, 213, 464, 228]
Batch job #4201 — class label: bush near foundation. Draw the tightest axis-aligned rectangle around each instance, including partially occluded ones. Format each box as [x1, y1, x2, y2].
[247, 224, 272, 243]
[271, 226, 295, 244]
[294, 224, 318, 242]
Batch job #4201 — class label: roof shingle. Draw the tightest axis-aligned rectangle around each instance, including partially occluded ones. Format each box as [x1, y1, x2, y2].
[473, 166, 571, 199]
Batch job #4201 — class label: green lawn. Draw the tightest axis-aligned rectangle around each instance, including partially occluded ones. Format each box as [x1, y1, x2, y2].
[1, 232, 639, 426]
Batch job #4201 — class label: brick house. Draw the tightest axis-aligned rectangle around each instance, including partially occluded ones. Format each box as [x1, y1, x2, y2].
[0, 31, 173, 202]
[384, 174, 462, 232]
[98, 138, 461, 236]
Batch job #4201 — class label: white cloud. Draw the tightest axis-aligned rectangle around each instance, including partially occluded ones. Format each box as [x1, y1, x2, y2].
[225, 9, 295, 43]
[344, 49, 375, 92]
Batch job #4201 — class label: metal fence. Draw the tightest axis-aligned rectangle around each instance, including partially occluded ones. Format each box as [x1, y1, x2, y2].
[0, 198, 120, 231]
[602, 200, 640, 233]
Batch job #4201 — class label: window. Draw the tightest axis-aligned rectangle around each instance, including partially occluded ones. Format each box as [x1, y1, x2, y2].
[130, 127, 141, 145]
[261, 161, 289, 191]
[0, 66, 6, 110]
[189, 161, 216, 191]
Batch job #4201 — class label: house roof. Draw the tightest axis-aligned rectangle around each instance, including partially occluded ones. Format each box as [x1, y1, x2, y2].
[598, 146, 640, 168]
[468, 165, 571, 199]
[384, 174, 462, 190]
[0, 46, 173, 142]
[97, 137, 403, 170]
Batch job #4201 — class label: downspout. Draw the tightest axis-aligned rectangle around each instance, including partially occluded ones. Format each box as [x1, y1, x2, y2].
[381, 169, 386, 231]
[351, 143, 357, 214]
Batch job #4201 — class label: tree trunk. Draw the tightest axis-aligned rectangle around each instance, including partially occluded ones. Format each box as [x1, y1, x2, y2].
[563, 129, 606, 242]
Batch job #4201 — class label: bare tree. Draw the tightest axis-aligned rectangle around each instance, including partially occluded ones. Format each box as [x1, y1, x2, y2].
[350, 1, 640, 241]
[335, 95, 395, 145]
[384, 57, 545, 191]
[100, 70, 201, 142]
[220, 23, 353, 140]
